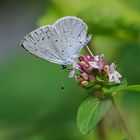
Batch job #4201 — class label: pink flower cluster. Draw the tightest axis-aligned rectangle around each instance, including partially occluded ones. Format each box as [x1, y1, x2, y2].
[72, 54, 122, 87]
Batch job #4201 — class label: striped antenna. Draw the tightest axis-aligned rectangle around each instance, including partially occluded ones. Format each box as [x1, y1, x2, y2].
[86, 45, 94, 57]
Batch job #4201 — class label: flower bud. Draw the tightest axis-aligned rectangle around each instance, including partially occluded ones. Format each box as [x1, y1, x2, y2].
[79, 61, 89, 71]
[83, 55, 92, 62]
[80, 81, 89, 87]
[103, 65, 109, 73]
[79, 56, 84, 61]
[81, 72, 89, 80]
[79, 55, 92, 62]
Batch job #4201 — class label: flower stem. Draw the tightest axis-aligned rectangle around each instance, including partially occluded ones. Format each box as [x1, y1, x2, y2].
[111, 97, 134, 140]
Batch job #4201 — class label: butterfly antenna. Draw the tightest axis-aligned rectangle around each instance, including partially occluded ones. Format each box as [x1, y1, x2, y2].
[86, 45, 94, 57]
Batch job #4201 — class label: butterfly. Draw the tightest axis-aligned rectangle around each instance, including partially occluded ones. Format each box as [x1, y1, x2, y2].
[21, 16, 91, 66]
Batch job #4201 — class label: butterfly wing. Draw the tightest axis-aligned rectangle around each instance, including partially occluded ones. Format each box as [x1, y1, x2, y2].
[21, 16, 91, 65]
[53, 16, 91, 64]
[21, 25, 66, 65]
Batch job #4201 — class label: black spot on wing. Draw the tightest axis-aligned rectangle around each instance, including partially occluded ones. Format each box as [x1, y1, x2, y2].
[45, 30, 49, 34]
[78, 34, 81, 37]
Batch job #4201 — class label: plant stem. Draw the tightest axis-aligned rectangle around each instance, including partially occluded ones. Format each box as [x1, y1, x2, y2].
[97, 118, 107, 140]
[111, 97, 134, 140]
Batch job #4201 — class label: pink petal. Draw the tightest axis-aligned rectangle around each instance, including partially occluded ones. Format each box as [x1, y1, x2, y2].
[109, 63, 116, 73]
[69, 70, 75, 78]
[108, 71, 122, 84]
[89, 61, 99, 69]
[94, 55, 100, 61]
[114, 71, 122, 78]
[73, 62, 80, 70]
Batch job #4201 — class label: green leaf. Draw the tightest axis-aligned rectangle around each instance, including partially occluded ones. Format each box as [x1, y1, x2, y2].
[77, 96, 111, 135]
[101, 79, 127, 93]
[123, 85, 140, 92]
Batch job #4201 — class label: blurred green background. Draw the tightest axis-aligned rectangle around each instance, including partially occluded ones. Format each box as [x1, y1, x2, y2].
[0, 0, 140, 139]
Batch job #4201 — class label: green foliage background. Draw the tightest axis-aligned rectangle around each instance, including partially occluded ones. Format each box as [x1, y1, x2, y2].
[0, 0, 140, 140]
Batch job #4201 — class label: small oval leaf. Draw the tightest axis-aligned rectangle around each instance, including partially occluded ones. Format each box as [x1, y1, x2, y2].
[77, 96, 111, 135]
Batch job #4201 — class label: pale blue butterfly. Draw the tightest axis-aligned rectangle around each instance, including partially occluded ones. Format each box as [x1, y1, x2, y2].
[21, 16, 92, 67]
